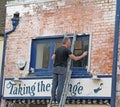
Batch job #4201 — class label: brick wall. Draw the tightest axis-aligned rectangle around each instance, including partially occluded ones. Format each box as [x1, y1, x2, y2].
[3, 0, 117, 106]
[0, 0, 6, 34]
[5, 0, 116, 77]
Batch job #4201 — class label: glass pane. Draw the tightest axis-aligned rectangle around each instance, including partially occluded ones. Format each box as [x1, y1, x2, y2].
[36, 43, 50, 69]
[54, 40, 89, 68]
[72, 40, 89, 68]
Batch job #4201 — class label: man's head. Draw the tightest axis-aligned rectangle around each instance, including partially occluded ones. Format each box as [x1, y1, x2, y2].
[62, 37, 71, 48]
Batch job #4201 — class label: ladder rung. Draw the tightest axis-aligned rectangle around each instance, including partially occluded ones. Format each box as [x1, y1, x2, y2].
[64, 33, 89, 38]
[77, 33, 89, 36]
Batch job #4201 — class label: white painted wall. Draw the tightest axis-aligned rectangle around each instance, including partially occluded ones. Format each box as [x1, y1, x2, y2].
[0, 36, 3, 73]
[6, 0, 59, 6]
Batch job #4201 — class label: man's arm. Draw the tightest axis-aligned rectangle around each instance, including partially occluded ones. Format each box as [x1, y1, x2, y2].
[69, 51, 87, 61]
[52, 54, 56, 60]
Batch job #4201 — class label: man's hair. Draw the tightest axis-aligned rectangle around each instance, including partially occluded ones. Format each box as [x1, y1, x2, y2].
[62, 37, 70, 44]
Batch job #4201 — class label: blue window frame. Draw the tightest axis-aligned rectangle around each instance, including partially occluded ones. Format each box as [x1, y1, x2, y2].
[29, 34, 89, 76]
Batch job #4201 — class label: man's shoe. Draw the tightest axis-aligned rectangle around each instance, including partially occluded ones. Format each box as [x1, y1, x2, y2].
[55, 101, 59, 106]
[51, 101, 56, 106]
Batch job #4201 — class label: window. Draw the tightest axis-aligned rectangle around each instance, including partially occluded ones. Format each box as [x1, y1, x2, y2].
[54, 39, 88, 68]
[30, 34, 89, 76]
[72, 40, 88, 68]
[36, 43, 50, 69]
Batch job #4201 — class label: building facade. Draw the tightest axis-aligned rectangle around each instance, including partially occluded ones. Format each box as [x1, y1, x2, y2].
[0, 0, 6, 106]
[0, 0, 6, 73]
[1, 0, 120, 107]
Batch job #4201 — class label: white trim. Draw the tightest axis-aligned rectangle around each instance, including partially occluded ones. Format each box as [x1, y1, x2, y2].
[87, 32, 92, 72]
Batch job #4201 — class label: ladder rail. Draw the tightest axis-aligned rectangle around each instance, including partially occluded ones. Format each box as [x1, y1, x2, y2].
[59, 33, 77, 107]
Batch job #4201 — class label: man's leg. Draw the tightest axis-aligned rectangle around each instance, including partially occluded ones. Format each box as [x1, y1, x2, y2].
[51, 73, 58, 101]
[57, 72, 66, 103]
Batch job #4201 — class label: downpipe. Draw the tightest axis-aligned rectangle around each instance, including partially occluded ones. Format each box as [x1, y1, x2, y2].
[111, 0, 120, 107]
[0, 14, 19, 106]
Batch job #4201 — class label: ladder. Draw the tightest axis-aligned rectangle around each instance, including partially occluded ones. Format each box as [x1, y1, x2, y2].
[59, 32, 77, 107]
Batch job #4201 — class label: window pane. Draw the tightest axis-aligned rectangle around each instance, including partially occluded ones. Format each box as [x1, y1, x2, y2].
[54, 39, 89, 68]
[36, 43, 50, 69]
[72, 40, 88, 68]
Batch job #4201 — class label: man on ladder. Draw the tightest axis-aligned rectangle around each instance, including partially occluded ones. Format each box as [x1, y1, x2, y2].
[51, 34, 87, 107]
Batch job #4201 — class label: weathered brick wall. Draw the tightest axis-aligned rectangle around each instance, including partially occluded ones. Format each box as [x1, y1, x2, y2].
[4, 0, 117, 106]
[0, 0, 6, 34]
[5, 0, 116, 77]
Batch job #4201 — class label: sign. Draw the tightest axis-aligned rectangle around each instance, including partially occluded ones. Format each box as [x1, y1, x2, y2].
[3, 78, 112, 98]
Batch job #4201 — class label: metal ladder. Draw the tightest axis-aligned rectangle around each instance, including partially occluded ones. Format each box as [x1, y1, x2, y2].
[59, 32, 77, 107]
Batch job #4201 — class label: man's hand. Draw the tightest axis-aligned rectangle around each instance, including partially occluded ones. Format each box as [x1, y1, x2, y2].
[52, 54, 56, 60]
[69, 51, 88, 61]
